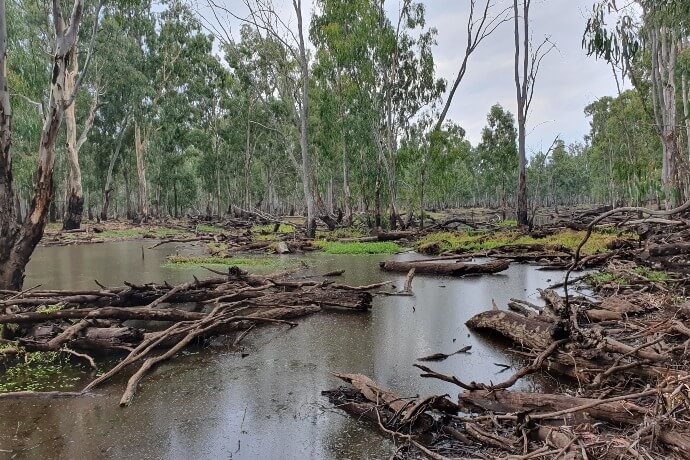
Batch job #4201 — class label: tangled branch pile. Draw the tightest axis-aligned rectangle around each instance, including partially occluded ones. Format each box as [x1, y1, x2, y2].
[326, 206, 690, 459]
[0, 267, 373, 406]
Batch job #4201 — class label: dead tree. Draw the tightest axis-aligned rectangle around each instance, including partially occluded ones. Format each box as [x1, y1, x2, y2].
[0, 0, 98, 290]
[513, 0, 554, 226]
[434, 0, 511, 131]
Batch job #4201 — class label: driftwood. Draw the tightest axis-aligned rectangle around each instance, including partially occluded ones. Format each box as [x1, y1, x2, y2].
[459, 389, 647, 425]
[379, 259, 509, 276]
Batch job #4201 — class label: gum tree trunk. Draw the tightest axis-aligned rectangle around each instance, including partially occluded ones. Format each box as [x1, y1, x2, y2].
[63, 48, 98, 230]
[0, 0, 87, 290]
[134, 121, 149, 220]
[101, 113, 130, 221]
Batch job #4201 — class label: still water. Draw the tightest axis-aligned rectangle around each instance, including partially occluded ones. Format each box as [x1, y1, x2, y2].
[0, 241, 562, 459]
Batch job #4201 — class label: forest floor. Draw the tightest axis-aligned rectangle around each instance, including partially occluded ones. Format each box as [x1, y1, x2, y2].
[6, 204, 689, 458]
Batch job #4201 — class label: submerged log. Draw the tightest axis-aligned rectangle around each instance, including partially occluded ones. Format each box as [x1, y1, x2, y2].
[379, 259, 509, 277]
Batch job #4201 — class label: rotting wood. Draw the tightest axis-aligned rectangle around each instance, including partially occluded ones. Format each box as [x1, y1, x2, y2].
[379, 259, 509, 276]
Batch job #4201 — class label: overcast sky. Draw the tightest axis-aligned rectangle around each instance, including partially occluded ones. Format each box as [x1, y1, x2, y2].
[199, 0, 622, 154]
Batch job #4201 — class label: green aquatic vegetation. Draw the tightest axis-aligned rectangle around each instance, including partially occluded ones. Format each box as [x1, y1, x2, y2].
[497, 219, 518, 228]
[314, 241, 402, 254]
[164, 255, 290, 268]
[207, 242, 228, 254]
[416, 229, 630, 255]
[0, 352, 82, 393]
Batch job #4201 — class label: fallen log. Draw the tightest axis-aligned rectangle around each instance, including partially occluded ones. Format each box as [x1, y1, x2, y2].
[641, 242, 690, 259]
[0, 307, 207, 324]
[249, 289, 372, 311]
[379, 259, 509, 277]
[466, 310, 556, 350]
[459, 389, 648, 425]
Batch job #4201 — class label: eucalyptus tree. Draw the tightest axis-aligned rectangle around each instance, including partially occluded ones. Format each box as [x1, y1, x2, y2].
[0, 0, 98, 290]
[209, 0, 337, 236]
[585, 91, 661, 206]
[311, 0, 381, 225]
[373, 0, 445, 228]
[477, 104, 518, 217]
[584, 0, 690, 206]
[96, 0, 152, 220]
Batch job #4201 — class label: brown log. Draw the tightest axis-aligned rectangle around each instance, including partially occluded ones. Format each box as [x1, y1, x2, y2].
[459, 389, 647, 425]
[250, 289, 372, 310]
[466, 310, 555, 350]
[659, 431, 690, 458]
[642, 242, 690, 258]
[72, 327, 144, 351]
[599, 296, 643, 314]
[333, 373, 409, 413]
[584, 309, 622, 322]
[379, 259, 509, 277]
[0, 307, 206, 324]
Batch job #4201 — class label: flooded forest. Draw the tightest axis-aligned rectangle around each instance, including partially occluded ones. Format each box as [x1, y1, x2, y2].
[2, 0, 690, 458]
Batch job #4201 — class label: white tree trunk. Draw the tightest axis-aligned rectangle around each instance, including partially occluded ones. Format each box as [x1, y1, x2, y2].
[134, 121, 149, 220]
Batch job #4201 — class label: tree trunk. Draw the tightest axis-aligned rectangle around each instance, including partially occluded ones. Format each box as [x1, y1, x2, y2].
[337, 69, 353, 226]
[134, 121, 148, 220]
[61, 45, 97, 230]
[101, 113, 130, 221]
[514, 0, 529, 227]
[123, 159, 133, 220]
[679, 38, 690, 163]
[0, 0, 18, 286]
[651, 27, 683, 206]
[62, 47, 84, 230]
[0, 0, 86, 290]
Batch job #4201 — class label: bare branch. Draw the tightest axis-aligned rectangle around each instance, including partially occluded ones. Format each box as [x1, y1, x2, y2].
[435, 0, 512, 131]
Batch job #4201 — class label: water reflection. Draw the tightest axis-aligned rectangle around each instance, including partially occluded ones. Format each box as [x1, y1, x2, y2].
[0, 241, 563, 459]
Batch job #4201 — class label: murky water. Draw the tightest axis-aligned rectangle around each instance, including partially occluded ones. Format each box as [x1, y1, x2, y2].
[0, 241, 564, 459]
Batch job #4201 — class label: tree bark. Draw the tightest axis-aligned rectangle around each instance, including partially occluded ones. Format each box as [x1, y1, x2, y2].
[380, 259, 509, 276]
[0, 0, 86, 290]
[101, 113, 130, 221]
[514, 0, 529, 227]
[0, 0, 18, 286]
[134, 121, 149, 220]
[62, 45, 84, 230]
[459, 389, 646, 426]
[651, 27, 683, 206]
[63, 51, 98, 230]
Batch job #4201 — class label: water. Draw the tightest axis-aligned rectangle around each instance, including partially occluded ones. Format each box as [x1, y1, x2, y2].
[0, 241, 563, 459]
